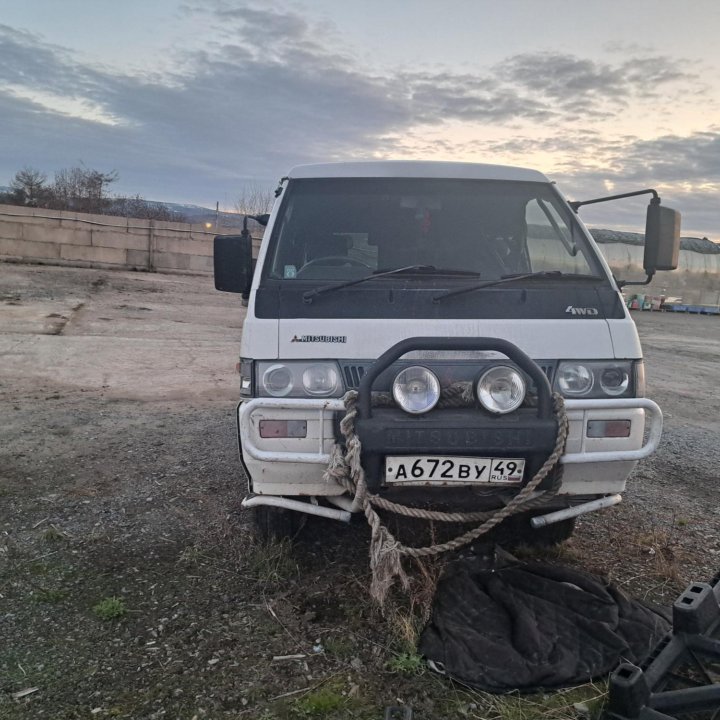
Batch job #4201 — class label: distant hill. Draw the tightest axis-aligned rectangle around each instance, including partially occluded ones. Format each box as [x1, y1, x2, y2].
[0, 191, 257, 232]
[159, 201, 252, 231]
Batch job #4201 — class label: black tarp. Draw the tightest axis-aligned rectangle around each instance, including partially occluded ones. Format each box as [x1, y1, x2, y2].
[419, 560, 671, 692]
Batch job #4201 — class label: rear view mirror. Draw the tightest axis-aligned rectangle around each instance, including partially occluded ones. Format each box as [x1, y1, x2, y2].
[214, 234, 253, 293]
[644, 203, 681, 273]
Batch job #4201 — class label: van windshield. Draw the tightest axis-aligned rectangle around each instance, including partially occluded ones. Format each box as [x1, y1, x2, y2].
[267, 178, 600, 282]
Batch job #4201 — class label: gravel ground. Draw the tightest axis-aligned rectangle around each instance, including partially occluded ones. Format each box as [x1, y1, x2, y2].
[1, 263, 719, 719]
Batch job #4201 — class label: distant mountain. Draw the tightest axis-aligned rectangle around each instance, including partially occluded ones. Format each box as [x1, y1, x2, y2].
[159, 201, 260, 231]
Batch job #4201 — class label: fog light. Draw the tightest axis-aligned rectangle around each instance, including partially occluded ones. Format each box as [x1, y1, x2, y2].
[393, 366, 441, 414]
[477, 366, 526, 414]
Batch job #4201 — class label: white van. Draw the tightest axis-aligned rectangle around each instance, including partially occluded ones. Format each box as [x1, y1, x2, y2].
[214, 161, 680, 542]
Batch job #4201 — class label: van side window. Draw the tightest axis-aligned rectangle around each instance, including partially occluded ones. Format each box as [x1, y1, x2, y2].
[526, 200, 592, 274]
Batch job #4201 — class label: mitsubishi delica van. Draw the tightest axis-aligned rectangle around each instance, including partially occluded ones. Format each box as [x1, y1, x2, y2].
[214, 161, 680, 541]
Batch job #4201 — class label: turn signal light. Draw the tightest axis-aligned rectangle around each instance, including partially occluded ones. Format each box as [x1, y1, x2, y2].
[586, 420, 631, 438]
[259, 420, 307, 438]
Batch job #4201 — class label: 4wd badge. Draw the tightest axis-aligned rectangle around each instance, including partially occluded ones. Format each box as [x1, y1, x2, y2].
[565, 305, 599, 316]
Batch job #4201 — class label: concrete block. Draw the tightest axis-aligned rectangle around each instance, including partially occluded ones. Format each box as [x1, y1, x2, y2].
[154, 220, 186, 233]
[127, 220, 153, 234]
[155, 236, 212, 255]
[25, 225, 92, 246]
[58, 211, 84, 228]
[60, 244, 126, 265]
[154, 250, 193, 271]
[83, 210, 116, 225]
[153, 251, 212, 272]
[0, 220, 24, 240]
[0, 205, 60, 226]
[92, 229, 149, 251]
[186, 254, 214, 273]
[127, 249, 151, 268]
[0, 237, 61, 260]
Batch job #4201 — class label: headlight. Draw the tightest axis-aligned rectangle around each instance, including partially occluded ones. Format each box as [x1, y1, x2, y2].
[555, 361, 636, 398]
[476, 365, 526, 414]
[257, 361, 344, 398]
[302, 364, 339, 396]
[262, 364, 294, 397]
[556, 363, 594, 396]
[599, 366, 630, 396]
[393, 366, 441, 414]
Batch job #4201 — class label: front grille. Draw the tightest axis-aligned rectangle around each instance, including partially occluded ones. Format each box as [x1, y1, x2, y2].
[538, 363, 555, 385]
[343, 364, 367, 389]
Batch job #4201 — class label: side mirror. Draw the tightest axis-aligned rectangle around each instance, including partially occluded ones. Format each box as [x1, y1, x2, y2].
[214, 234, 253, 293]
[644, 203, 681, 273]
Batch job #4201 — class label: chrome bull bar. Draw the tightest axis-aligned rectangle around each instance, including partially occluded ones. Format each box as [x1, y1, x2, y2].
[237, 396, 663, 465]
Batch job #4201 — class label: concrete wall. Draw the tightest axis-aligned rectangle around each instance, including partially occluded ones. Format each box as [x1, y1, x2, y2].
[0, 204, 249, 275]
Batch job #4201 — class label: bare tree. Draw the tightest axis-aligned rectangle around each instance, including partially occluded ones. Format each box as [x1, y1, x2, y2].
[234, 181, 274, 217]
[8, 167, 49, 206]
[49, 166, 118, 214]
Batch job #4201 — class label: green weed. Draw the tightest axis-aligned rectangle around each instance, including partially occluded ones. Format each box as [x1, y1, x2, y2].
[386, 651, 425, 676]
[34, 588, 67, 603]
[292, 686, 347, 716]
[92, 596, 128, 620]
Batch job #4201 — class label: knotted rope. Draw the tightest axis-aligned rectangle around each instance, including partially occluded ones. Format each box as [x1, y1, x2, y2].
[323, 389, 569, 605]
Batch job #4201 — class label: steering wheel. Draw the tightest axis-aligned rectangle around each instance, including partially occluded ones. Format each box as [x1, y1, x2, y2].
[298, 256, 372, 272]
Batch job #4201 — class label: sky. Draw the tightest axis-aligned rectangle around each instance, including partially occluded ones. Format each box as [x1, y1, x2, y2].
[1, 0, 719, 237]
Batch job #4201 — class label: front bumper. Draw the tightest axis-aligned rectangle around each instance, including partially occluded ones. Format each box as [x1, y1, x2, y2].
[237, 395, 662, 497]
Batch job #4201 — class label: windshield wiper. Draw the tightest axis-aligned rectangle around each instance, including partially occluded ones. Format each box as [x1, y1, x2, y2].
[433, 271, 604, 302]
[302, 265, 481, 303]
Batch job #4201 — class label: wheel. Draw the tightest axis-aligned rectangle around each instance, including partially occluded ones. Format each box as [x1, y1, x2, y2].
[501, 514, 576, 548]
[251, 504, 305, 543]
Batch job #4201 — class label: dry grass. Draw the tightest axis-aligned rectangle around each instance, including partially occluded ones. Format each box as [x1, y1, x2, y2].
[384, 554, 446, 651]
[433, 678, 608, 719]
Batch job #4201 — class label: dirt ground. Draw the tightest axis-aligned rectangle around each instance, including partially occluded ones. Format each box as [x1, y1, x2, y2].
[1, 263, 719, 719]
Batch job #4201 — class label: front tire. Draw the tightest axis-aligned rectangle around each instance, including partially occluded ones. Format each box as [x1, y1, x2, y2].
[502, 514, 576, 547]
[251, 504, 304, 543]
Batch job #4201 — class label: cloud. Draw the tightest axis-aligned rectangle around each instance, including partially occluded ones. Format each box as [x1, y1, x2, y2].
[440, 126, 720, 236]
[0, 5, 716, 238]
[551, 130, 720, 236]
[497, 51, 695, 115]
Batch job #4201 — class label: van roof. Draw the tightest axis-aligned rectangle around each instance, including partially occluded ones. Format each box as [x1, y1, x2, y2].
[287, 160, 549, 182]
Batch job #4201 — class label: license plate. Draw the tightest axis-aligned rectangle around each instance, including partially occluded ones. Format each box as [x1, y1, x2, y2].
[385, 456, 525, 485]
